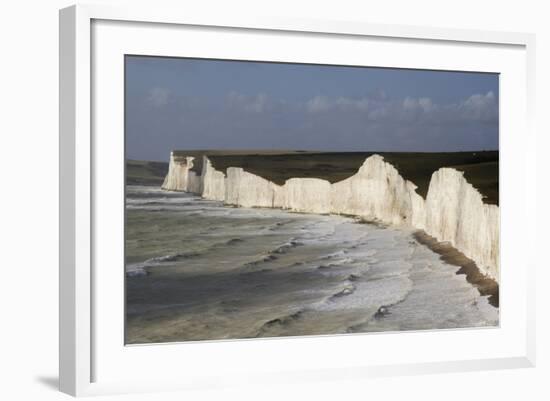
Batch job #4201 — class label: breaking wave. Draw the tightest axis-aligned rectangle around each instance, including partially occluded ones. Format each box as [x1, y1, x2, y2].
[126, 251, 200, 276]
[256, 310, 305, 335]
[244, 254, 279, 267]
[328, 285, 356, 300]
[269, 238, 303, 254]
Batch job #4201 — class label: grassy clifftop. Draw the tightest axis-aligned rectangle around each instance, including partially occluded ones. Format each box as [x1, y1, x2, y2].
[126, 159, 168, 185]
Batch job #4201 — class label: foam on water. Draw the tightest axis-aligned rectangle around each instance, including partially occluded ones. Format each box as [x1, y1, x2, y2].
[125, 185, 498, 343]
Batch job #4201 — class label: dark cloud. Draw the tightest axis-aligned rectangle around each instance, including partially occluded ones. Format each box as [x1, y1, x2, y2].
[127, 89, 498, 161]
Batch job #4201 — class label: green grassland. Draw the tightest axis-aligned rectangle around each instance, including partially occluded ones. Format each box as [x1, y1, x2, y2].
[126, 159, 169, 185]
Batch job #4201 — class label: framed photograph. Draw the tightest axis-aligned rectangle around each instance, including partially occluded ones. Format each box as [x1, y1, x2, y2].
[59, 4, 536, 396]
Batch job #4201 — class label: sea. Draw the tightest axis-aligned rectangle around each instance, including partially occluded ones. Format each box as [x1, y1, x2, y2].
[125, 185, 498, 344]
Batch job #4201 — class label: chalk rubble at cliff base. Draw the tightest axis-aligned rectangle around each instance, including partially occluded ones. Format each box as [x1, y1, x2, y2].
[161, 153, 499, 282]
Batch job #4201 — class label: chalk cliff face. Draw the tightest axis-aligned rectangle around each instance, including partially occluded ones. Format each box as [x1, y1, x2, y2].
[330, 155, 414, 225]
[201, 156, 225, 201]
[161, 153, 499, 281]
[161, 153, 192, 191]
[225, 167, 279, 208]
[284, 178, 332, 214]
[162, 154, 203, 194]
[424, 168, 499, 279]
[186, 171, 202, 194]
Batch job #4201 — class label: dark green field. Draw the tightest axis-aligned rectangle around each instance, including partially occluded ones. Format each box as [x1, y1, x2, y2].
[135, 150, 499, 205]
[126, 159, 169, 185]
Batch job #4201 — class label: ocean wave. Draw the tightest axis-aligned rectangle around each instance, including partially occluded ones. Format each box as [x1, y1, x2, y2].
[347, 273, 362, 282]
[329, 284, 356, 300]
[374, 305, 391, 319]
[315, 273, 413, 315]
[366, 260, 413, 280]
[316, 257, 355, 270]
[242, 238, 304, 268]
[224, 238, 244, 246]
[126, 195, 205, 206]
[256, 310, 304, 336]
[244, 254, 278, 267]
[126, 266, 148, 277]
[350, 248, 378, 258]
[269, 238, 303, 255]
[345, 305, 395, 333]
[268, 221, 292, 231]
[320, 250, 347, 260]
[126, 196, 190, 204]
[125, 206, 199, 213]
[125, 251, 200, 277]
[150, 252, 200, 262]
[127, 237, 249, 277]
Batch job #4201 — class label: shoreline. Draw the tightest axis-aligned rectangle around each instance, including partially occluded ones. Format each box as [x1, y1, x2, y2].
[126, 187, 499, 342]
[412, 230, 499, 307]
[151, 184, 500, 308]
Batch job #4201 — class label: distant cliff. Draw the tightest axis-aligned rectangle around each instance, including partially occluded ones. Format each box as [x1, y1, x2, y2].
[162, 152, 499, 282]
[126, 159, 168, 185]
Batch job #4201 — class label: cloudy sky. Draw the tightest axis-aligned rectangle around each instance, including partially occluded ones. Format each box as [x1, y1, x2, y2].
[125, 56, 499, 162]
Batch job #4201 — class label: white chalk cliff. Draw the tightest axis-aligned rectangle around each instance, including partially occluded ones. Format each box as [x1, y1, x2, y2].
[162, 153, 499, 282]
[201, 156, 225, 201]
[161, 153, 203, 194]
[423, 168, 499, 280]
[161, 152, 191, 191]
[225, 167, 279, 208]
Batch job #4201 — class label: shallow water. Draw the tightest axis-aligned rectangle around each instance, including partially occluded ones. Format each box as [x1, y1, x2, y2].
[125, 185, 498, 344]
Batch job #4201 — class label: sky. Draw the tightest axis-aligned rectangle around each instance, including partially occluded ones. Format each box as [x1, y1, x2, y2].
[125, 56, 499, 162]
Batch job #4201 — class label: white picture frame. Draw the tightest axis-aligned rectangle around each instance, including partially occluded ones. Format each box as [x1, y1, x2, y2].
[59, 4, 536, 397]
